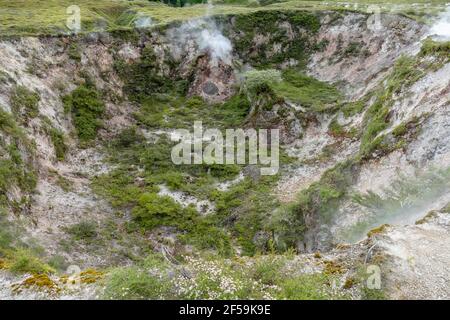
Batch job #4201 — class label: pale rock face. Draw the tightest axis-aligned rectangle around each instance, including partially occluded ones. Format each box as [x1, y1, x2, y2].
[376, 211, 450, 299]
[308, 13, 426, 99]
[187, 55, 237, 102]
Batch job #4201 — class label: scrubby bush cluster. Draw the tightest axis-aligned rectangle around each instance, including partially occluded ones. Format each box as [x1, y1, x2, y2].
[63, 84, 105, 144]
[9, 86, 40, 121]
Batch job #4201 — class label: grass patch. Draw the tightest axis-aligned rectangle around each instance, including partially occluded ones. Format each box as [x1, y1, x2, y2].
[134, 94, 250, 129]
[277, 273, 337, 299]
[48, 127, 67, 161]
[7, 249, 55, 275]
[272, 69, 342, 112]
[103, 253, 173, 300]
[420, 38, 450, 61]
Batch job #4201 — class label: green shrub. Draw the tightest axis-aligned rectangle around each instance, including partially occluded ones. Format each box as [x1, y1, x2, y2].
[91, 169, 148, 208]
[132, 193, 193, 230]
[250, 256, 285, 285]
[392, 123, 407, 137]
[65, 221, 98, 241]
[113, 126, 145, 148]
[0, 108, 25, 138]
[48, 126, 67, 161]
[67, 43, 81, 61]
[272, 69, 342, 111]
[0, 114, 37, 195]
[420, 38, 450, 60]
[10, 86, 40, 120]
[0, 110, 36, 194]
[8, 249, 54, 275]
[277, 273, 334, 300]
[63, 85, 105, 143]
[361, 286, 386, 300]
[243, 69, 281, 97]
[47, 255, 68, 271]
[179, 217, 233, 257]
[103, 266, 172, 300]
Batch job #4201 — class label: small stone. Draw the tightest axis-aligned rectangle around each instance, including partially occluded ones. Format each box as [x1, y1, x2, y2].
[202, 81, 219, 96]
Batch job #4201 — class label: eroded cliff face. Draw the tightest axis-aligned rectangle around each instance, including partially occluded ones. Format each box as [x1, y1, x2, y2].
[0, 10, 449, 299]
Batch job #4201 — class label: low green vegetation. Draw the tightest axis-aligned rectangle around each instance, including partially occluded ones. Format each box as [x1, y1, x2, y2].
[442, 202, 450, 213]
[7, 249, 55, 275]
[243, 68, 342, 113]
[48, 127, 67, 161]
[0, 208, 55, 275]
[104, 265, 173, 299]
[134, 94, 250, 129]
[341, 99, 367, 118]
[102, 253, 350, 300]
[92, 129, 237, 255]
[103, 254, 173, 299]
[0, 107, 27, 142]
[243, 69, 282, 99]
[65, 221, 98, 242]
[272, 69, 342, 112]
[67, 43, 82, 62]
[10, 86, 40, 122]
[357, 48, 442, 160]
[328, 117, 358, 139]
[212, 174, 281, 255]
[328, 118, 346, 137]
[0, 109, 37, 202]
[42, 117, 67, 161]
[0, 208, 21, 256]
[277, 273, 335, 299]
[420, 38, 450, 61]
[63, 84, 105, 145]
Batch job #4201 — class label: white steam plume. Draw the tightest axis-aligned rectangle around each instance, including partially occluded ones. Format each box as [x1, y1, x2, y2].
[429, 5, 450, 40]
[166, 3, 232, 66]
[134, 15, 153, 29]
